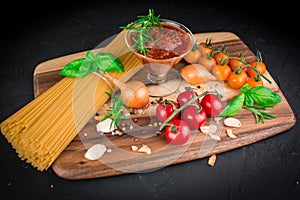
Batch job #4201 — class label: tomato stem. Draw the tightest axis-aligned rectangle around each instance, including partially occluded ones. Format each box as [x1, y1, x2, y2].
[159, 90, 220, 130]
[246, 65, 272, 84]
[191, 42, 199, 51]
[229, 55, 272, 84]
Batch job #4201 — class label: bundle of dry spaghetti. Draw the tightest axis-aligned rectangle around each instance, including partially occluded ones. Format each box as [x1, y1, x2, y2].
[0, 30, 142, 171]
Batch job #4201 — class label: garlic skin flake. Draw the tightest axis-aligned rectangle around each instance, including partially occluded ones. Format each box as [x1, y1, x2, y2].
[96, 118, 115, 133]
[208, 154, 216, 167]
[84, 144, 107, 160]
[138, 144, 152, 154]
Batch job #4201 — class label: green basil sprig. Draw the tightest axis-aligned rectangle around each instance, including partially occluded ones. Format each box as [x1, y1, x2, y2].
[219, 93, 245, 117]
[244, 86, 282, 107]
[219, 84, 282, 123]
[59, 51, 124, 78]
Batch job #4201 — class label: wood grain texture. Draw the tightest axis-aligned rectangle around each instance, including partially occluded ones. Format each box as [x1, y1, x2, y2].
[33, 32, 296, 180]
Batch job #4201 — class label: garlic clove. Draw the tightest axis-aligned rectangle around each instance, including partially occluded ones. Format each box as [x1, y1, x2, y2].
[200, 124, 218, 134]
[224, 117, 242, 128]
[96, 118, 115, 133]
[84, 144, 107, 160]
[226, 129, 237, 139]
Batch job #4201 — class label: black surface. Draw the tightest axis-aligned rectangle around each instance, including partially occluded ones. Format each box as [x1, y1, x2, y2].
[1, 1, 299, 200]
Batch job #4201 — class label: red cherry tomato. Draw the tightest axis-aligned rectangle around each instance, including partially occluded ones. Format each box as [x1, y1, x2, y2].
[165, 119, 191, 145]
[182, 106, 207, 129]
[156, 100, 180, 122]
[176, 90, 199, 107]
[200, 93, 224, 117]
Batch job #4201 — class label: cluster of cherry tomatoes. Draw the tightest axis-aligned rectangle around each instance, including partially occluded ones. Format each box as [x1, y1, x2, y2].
[184, 38, 268, 89]
[155, 89, 223, 145]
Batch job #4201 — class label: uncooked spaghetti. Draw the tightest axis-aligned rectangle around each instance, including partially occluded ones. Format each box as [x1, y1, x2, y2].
[0, 30, 142, 171]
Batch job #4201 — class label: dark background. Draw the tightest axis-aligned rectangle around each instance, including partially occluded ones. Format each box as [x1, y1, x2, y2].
[1, 1, 299, 199]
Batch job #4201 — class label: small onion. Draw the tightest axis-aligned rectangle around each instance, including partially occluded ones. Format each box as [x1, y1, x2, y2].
[120, 80, 150, 108]
[99, 71, 150, 108]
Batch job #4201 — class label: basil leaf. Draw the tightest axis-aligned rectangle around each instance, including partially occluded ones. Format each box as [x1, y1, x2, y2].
[85, 51, 96, 62]
[59, 51, 124, 78]
[240, 83, 251, 94]
[59, 58, 85, 78]
[95, 52, 124, 72]
[219, 93, 245, 117]
[77, 61, 92, 78]
[244, 94, 254, 106]
[249, 86, 282, 107]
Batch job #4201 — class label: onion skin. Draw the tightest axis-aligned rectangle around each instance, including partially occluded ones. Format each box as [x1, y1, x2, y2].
[120, 81, 150, 108]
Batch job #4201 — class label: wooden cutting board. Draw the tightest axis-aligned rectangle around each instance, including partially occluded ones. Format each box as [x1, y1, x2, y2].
[33, 32, 296, 180]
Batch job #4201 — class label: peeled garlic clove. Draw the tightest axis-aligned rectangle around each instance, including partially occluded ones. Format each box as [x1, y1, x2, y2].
[200, 124, 218, 134]
[226, 129, 237, 139]
[209, 133, 221, 141]
[224, 117, 242, 128]
[131, 145, 138, 151]
[84, 144, 107, 160]
[96, 118, 115, 133]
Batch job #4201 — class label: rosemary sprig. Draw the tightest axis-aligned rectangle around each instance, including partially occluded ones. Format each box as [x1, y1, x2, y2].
[244, 105, 276, 123]
[100, 92, 129, 129]
[120, 9, 162, 56]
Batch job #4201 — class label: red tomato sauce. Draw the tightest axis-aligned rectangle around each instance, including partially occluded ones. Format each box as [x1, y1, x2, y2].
[129, 23, 192, 59]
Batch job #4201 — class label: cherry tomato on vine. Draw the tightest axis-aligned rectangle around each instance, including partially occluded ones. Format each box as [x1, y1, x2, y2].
[156, 100, 180, 122]
[229, 55, 247, 72]
[213, 46, 230, 65]
[212, 63, 231, 81]
[165, 119, 191, 145]
[177, 89, 199, 107]
[184, 47, 202, 64]
[228, 70, 248, 89]
[198, 55, 217, 72]
[199, 46, 213, 57]
[246, 51, 266, 77]
[200, 93, 224, 117]
[182, 106, 207, 129]
[246, 76, 264, 87]
[199, 38, 213, 57]
[214, 52, 230, 65]
[247, 61, 267, 77]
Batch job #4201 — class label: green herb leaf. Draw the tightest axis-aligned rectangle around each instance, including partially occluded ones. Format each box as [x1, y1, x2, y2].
[59, 58, 86, 78]
[59, 51, 124, 78]
[95, 52, 124, 72]
[240, 83, 251, 94]
[240, 84, 254, 106]
[244, 105, 276, 123]
[100, 92, 129, 129]
[249, 86, 282, 107]
[244, 94, 254, 106]
[219, 93, 245, 117]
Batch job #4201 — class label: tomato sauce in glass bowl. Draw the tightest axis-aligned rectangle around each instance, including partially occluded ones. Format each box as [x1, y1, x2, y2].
[125, 19, 194, 89]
